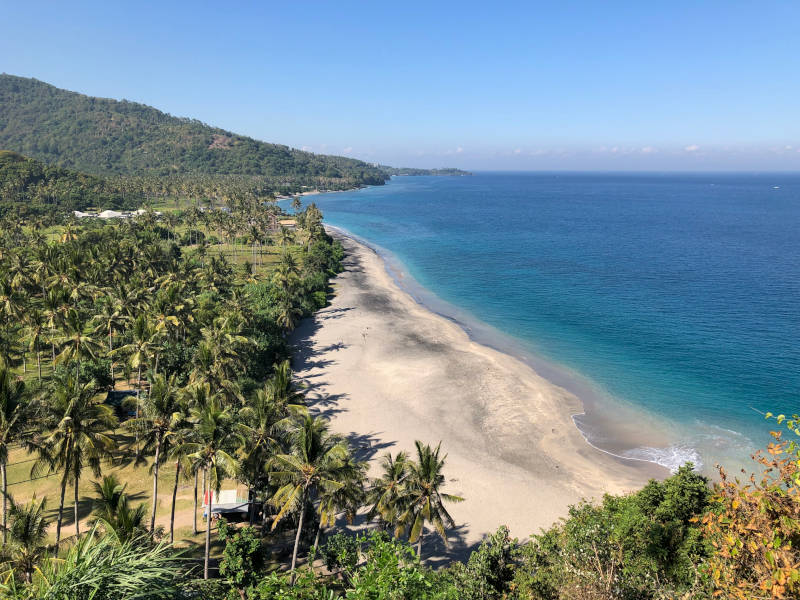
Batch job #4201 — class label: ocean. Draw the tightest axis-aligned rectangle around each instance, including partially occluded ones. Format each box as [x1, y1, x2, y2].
[289, 172, 800, 474]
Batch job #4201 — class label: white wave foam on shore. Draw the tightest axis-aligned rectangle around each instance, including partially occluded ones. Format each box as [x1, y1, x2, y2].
[621, 445, 703, 473]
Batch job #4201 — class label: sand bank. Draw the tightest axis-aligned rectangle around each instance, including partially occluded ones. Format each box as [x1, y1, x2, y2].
[291, 232, 664, 558]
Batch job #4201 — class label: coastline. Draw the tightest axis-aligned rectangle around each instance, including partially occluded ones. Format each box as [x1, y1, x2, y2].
[291, 229, 665, 556]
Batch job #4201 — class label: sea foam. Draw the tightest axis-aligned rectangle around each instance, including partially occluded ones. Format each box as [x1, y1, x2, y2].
[621, 445, 703, 473]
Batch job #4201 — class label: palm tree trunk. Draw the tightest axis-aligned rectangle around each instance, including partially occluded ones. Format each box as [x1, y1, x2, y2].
[74, 472, 80, 538]
[204, 467, 212, 580]
[417, 529, 423, 559]
[150, 435, 161, 534]
[170, 461, 181, 543]
[290, 491, 307, 585]
[55, 470, 68, 547]
[109, 328, 115, 388]
[36, 348, 41, 381]
[313, 521, 323, 550]
[22, 353, 26, 374]
[192, 469, 198, 535]
[136, 364, 142, 418]
[1, 462, 6, 545]
[248, 486, 254, 526]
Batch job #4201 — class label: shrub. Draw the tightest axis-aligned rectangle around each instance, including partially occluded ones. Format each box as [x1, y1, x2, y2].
[699, 414, 800, 599]
[218, 520, 266, 594]
[447, 526, 519, 600]
[320, 532, 361, 574]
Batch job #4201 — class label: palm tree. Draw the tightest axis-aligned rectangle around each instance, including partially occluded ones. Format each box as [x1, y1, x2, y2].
[267, 359, 306, 406]
[91, 298, 126, 388]
[314, 456, 366, 549]
[0, 367, 26, 546]
[397, 441, 463, 559]
[179, 397, 242, 579]
[279, 226, 294, 247]
[238, 377, 306, 524]
[24, 308, 46, 381]
[165, 408, 194, 543]
[180, 383, 213, 536]
[54, 308, 103, 384]
[126, 373, 181, 534]
[89, 475, 148, 543]
[367, 451, 410, 531]
[112, 314, 157, 416]
[275, 296, 303, 333]
[0, 494, 49, 583]
[30, 376, 118, 546]
[270, 414, 350, 581]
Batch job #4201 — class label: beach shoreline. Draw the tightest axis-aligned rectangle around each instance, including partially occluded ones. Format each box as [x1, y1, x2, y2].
[291, 230, 665, 557]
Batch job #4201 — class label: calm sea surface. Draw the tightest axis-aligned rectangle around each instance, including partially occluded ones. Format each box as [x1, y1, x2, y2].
[294, 173, 800, 473]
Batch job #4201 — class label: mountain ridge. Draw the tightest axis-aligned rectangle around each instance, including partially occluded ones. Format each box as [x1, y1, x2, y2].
[0, 74, 390, 190]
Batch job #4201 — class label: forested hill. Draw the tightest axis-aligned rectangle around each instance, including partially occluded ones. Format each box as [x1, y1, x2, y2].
[0, 74, 387, 189]
[0, 150, 134, 217]
[382, 166, 472, 176]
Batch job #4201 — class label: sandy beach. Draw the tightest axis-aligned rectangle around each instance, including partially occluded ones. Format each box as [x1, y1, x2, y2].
[291, 232, 664, 560]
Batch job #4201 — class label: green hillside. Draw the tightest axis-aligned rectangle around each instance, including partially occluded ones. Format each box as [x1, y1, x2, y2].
[0, 74, 387, 190]
[382, 166, 472, 176]
[0, 150, 136, 218]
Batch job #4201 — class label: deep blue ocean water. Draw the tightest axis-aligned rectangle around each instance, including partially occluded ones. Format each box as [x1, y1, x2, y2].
[292, 173, 800, 472]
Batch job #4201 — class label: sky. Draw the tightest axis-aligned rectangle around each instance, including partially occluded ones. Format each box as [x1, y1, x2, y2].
[2, 1, 799, 170]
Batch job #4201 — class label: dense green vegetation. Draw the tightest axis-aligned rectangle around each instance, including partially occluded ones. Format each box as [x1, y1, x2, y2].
[0, 150, 140, 218]
[381, 166, 472, 176]
[0, 75, 388, 192]
[0, 193, 470, 597]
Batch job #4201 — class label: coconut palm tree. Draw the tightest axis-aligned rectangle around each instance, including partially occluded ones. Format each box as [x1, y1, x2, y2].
[165, 406, 194, 543]
[270, 414, 351, 582]
[112, 314, 158, 416]
[275, 296, 303, 333]
[30, 376, 117, 546]
[53, 308, 103, 384]
[126, 372, 181, 534]
[314, 455, 367, 549]
[0, 494, 49, 583]
[24, 308, 46, 381]
[238, 377, 306, 524]
[367, 451, 410, 531]
[0, 367, 27, 545]
[91, 297, 127, 388]
[266, 359, 306, 406]
[89, 475, 148, 543]
[179, 396, 242, 579]
[397, 441, 464, 559]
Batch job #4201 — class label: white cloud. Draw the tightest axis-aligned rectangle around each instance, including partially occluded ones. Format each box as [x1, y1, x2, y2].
[301, 145, 312, 152]
[513, 148, 522, 154]
[456, 146, 464, 154]
[342, 147, 353, 154]
[684, 144, 700, 152]
[640, 146, 657, 154]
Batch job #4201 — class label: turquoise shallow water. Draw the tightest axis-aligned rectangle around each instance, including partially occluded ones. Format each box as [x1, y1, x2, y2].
[290, 173, 800, 473]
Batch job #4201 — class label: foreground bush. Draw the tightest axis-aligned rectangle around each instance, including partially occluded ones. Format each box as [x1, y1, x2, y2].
[699, 414, 800, 599]
[0, 527, 184, 599]
[511, 465, 710, 600]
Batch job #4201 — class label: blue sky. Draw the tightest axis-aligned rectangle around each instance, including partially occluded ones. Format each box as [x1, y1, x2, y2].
[2, 1, 799, 170]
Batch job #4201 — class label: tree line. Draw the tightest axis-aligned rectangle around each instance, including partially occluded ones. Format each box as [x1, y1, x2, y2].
[0, 197, 468, 597]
